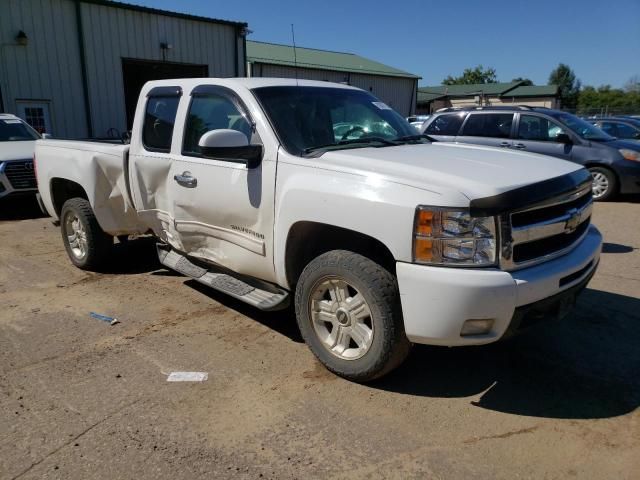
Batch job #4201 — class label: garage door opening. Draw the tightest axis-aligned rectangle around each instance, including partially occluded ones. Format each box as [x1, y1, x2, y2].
[122, 58, 208, 129]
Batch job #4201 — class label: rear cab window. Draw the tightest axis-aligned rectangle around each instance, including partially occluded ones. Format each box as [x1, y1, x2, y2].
[142, 87, 181, 152]
[460, 113, 514, 138]
[424, 113, 465, 136]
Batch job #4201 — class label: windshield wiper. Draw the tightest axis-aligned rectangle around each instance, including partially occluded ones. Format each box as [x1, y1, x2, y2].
[395, 133, 436, 143]
[304, 136, 399, 154]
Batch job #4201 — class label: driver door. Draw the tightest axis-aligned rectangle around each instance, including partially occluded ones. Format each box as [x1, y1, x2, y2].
[167, 85, 277, 282]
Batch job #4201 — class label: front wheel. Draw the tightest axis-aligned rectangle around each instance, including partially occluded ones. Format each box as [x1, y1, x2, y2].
[60, 198, 113, 270]
[294, 250, 410, 382]
[589, 166, 617, 201]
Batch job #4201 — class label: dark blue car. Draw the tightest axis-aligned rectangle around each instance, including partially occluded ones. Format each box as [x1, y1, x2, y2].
[421, 106, 640, 200]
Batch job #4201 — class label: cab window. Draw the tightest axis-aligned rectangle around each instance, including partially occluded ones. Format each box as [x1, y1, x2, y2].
[142, 96, 180, 152]
[183, 93, 252, 156]
[461, 113, 513, 138]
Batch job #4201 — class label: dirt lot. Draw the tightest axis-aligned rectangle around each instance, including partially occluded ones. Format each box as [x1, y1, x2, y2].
[1, 195, 639, 479]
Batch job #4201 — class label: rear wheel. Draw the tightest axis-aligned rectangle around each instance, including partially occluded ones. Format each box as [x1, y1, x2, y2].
[294, 250, 410, 382]
[60, 198, 113, 270]
[589, 166, 617, 201]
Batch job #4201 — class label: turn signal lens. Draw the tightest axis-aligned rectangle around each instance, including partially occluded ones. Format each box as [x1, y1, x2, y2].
[414, 238, 433, 262]
[416, 210, 433, 236]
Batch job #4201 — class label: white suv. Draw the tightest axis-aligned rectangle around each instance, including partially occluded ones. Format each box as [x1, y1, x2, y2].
[0, 113, 41, 199]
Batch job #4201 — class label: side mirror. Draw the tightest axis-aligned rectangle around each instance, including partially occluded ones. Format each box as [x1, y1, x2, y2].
[555, 133, 572, 144]
[198, 129, 262, 169]
[41, 133, 53, 139]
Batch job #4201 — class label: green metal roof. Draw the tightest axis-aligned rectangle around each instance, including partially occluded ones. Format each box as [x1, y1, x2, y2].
[246, 41, 420, 79]
[417, 91, 447, 102]
[418, 82, 521, 97]
[502, 85, 559, 97]
[417, 82, 559, 104]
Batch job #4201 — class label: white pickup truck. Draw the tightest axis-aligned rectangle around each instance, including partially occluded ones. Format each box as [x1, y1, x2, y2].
[36, 78, 602, 381]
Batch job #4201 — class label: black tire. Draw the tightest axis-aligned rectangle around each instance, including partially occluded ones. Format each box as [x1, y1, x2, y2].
[589, 166, 617, 201]
[60, 198, 113, 270]
[294, 250, 411, 382]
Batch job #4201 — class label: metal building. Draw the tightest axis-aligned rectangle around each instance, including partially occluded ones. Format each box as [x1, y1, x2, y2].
[0, 0, 248, 139]
[247, 41, 420, 117]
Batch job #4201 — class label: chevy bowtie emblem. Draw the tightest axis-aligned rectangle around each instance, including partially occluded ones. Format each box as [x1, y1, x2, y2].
[564, 208, 581, 233]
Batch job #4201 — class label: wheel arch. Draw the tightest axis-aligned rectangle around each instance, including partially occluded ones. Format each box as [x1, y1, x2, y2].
[284, 221, 397, 290]
[50, 177, 89, 217]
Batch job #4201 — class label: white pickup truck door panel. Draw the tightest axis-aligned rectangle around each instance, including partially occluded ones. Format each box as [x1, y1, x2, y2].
[167, 85, 276, 281]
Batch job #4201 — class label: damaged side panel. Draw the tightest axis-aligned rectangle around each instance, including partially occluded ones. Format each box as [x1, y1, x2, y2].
[35, 140, 148, 236]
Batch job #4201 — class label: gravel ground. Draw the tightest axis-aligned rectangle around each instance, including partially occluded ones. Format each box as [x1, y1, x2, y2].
[0, 194, 639, 479]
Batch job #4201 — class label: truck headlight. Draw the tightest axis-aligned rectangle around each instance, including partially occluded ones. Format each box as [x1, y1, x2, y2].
[413, 207, 497, 266]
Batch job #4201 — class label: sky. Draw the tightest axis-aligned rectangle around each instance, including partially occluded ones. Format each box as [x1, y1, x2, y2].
[130, 0, 640, 88]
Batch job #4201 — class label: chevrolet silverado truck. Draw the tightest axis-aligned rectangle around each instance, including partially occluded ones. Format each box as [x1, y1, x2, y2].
[35, 78, 602, 382]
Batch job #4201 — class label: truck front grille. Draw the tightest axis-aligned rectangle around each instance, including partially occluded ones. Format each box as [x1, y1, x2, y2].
[4, 160, 36, 190]
[500, 181, 593, 270]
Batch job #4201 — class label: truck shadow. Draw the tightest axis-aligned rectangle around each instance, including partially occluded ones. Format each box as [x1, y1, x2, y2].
[184, 280, 303, 343]
[372, 288, 640, 420]
[0, 195, 47, 221]
[98, 237, 162, 274]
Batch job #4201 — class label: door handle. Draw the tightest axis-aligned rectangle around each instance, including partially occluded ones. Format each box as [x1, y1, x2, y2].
[499, 141, 510, 147]
[174, 171, 197, 188]
[513, 143, 526, 149]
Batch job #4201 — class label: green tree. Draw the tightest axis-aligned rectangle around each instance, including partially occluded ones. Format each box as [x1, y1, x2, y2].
[548, 63, 581, 109]
[443, 65, 497, 85]
[624, 75, 640, 93]
[577, 84, 640, 115]
[511, 77, 533, 86]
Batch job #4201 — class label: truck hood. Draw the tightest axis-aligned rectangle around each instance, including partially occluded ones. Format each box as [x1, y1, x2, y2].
[317, 142, 583, 200]
[0, 141, 36, 162]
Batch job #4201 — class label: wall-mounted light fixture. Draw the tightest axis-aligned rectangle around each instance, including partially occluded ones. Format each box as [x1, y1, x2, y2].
[160, 42, 173, 61]
[239, 26, 253, 37]
[15, 30, 28, 46]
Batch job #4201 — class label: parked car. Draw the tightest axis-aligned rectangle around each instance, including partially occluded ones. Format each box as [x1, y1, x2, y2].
[36, 78, 601, 382]
[406, 114, 431, 130]
[589, 117, 640, 140]
[421, 106, 640, 200]
[0, 113, 41, 199]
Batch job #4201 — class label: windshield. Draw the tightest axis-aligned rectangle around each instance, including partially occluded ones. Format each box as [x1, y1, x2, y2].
[252, 86, 419, 155]
[551, 112, 614, 141]
[0, 118, 40, 142]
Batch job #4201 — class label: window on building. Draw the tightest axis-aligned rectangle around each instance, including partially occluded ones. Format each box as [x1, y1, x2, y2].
[182, 93, 251, 156]
[424, 113, 465, 136]
[461, 113, 514, 138]
[517, 115, 566, 141]
[142, 96, 180, 152]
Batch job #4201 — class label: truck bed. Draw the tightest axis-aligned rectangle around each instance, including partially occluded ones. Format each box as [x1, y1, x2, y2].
[35, 139, 147, 236]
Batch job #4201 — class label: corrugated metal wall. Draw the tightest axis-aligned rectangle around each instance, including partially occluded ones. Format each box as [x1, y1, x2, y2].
[252, 63, 417, 116]
[80, 2, 242, 137]
[0, 0, 244, 138]
[0, 0, 88, 138]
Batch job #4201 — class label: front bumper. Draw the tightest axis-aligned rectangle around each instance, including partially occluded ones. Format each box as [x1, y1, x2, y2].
[396, 224, 602, 346]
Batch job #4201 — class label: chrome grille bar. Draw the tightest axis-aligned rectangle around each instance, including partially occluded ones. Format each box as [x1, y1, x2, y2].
[499, 183, 593, 271]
